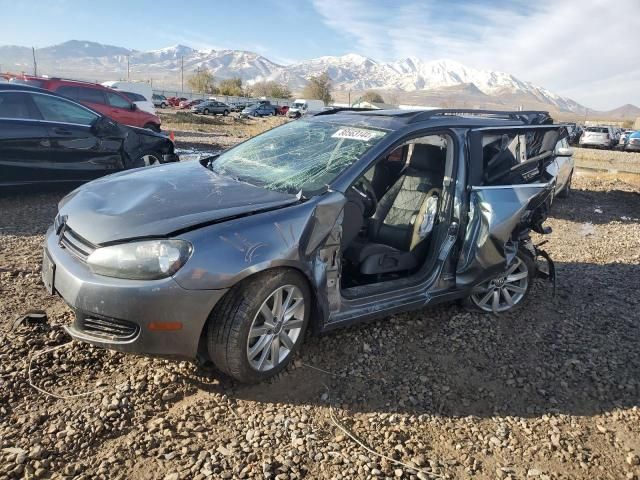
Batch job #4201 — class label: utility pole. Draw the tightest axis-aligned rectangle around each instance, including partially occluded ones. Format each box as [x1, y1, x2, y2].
[127, 55, 130, 80]
[348, 90, 351, 106]
[181, 56, 184, 93]
[32, 47, 37, 76]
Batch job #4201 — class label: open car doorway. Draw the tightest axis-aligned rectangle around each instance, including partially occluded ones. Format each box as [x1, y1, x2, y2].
[341, 133, 454, 290]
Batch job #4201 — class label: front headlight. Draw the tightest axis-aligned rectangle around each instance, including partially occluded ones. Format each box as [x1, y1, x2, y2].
[87, 240, 192, 280]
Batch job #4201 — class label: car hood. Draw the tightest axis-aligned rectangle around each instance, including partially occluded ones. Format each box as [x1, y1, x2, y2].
[58, 161, 298, 245]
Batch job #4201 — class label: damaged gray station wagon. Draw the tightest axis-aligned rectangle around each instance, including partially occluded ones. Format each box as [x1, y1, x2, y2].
[43, 108, 569, 383]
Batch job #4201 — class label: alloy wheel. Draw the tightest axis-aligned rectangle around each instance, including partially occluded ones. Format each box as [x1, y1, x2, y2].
[246, 285, 305, 372]
[139, 154, 161, 167]
[470, 257, 529, 313]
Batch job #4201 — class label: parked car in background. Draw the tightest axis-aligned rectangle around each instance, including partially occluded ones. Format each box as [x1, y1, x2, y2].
[120, 91, 156, 115]
[229, 101, 248, 112]
[153, 94, 168, 108]
[287, 99, 325, 118]
[0, 84, 178, 186]
[43, 108, 565, 383]
[566, 124, 583, 145]
[619, 130, 635, 148]
[240, 103, 276, 117]
[179, 98, 204, 109]
[625, 131, 640, 152]
[192, 100, 231, 116]
[276, 105, 289, 116]
[167, 96, 187, 107]
[579, 126, 615, 149]
[11, 76, 162, 131]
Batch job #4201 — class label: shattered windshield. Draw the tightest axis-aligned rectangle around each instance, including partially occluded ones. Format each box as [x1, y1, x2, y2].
[211, 120, 387, 195]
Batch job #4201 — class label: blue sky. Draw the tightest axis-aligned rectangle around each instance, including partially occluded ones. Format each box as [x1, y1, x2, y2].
[1, 0, 639, 109]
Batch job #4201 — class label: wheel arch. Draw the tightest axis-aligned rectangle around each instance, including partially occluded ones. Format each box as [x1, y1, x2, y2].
[196, 264, 324, 354]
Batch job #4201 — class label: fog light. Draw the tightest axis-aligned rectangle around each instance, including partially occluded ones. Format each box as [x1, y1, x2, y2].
[148, 322, 183, 331]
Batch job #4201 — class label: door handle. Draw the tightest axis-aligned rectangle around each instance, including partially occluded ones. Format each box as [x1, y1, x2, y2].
[53, 127, 74, 136]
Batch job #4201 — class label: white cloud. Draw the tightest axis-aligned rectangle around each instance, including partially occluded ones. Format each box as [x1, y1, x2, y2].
[312, 0, 640, 110]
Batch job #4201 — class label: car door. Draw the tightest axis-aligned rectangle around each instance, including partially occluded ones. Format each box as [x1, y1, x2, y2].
[0, 91, 51, 184]
[29, 92, 125, 182]
[456, 125, 562, 288]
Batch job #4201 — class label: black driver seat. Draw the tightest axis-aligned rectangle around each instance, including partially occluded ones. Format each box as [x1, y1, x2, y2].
[346, 144, 446, 275]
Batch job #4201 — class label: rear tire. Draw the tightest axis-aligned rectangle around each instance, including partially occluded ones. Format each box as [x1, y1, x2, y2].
[464, 246, 536, 313]
[223, 110, 229, 116]
[206, 269, 310, 383]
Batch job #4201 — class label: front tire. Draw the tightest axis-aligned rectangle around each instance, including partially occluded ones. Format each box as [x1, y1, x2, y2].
[465, 246, 535, 313]
[203, 108, 209, 115]
[206, 269, 310, 383]
[223, 110, 229, 116]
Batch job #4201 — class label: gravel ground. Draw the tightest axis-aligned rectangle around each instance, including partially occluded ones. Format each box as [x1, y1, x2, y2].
[1, 152, 639, 478]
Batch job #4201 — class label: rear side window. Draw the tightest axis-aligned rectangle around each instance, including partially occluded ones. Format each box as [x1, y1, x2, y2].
[76, 87, 106, 105]
[0, 92, 38, 119]
[31, 93, 98, 125]
[56, 86, 79, 100]
[106, 91, 131, 109]
[585, 127, 608, 133]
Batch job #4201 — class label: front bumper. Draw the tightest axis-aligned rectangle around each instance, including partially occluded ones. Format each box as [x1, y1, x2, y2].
[43, 227, 227, 359]
[625, 143, 640, 151]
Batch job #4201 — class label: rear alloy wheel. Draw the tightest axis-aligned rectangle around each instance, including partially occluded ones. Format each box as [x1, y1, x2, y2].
[207, 269, 310, 383]
[223, 110, 229, 116]
[468, 252, 533, 313]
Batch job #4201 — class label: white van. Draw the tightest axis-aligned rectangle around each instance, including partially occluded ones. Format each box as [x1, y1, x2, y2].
[287, 99, 325, 118]
[102, 81, 155, 114]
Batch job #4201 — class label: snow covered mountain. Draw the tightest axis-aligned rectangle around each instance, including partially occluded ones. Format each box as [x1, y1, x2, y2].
[0, 40, 587, 112]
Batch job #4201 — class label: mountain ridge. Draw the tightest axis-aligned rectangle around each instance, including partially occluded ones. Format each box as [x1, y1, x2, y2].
[1, 40, 637, 117]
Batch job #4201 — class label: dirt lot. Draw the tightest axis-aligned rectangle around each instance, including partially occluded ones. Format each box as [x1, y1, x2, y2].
[1, 121, 640, 480]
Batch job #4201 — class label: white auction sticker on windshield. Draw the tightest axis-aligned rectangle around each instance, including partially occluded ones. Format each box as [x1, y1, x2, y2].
[332, 127, 383, 141]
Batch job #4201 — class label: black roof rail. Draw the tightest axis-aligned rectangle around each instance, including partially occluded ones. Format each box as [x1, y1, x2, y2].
[407, 109, 553, 125]
[313, 107, 377, 116]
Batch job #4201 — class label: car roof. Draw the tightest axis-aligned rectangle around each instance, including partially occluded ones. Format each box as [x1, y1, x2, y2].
[0, 83, 68, 97]
[308, 108, 553, 131]
[0, 83, 104, 116]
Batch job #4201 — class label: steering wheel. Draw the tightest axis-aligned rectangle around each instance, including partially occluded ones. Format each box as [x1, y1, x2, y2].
[351, 177, 378, 218]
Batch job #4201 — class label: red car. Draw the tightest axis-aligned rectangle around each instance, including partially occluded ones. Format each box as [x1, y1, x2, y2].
[12, 76, 162, 131]
[178, 99, 204, 109]
[276, 105, 289, 116]
[167, 96, 187, 107]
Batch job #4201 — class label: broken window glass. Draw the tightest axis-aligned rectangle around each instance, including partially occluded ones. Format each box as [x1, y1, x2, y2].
[211, 120, 388, 195]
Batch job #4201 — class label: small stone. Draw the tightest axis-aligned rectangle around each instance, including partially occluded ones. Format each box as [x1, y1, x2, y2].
[162, 391, 176, 401]
[395, 468, 404, 477]
[527, 468, 542, 477]
[164, 474, 179, 480]
[627, 452, 640, 466]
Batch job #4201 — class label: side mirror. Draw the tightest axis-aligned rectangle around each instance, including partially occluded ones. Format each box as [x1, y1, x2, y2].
[556, 147, 573, 157]
[130, 103, 137, 111]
